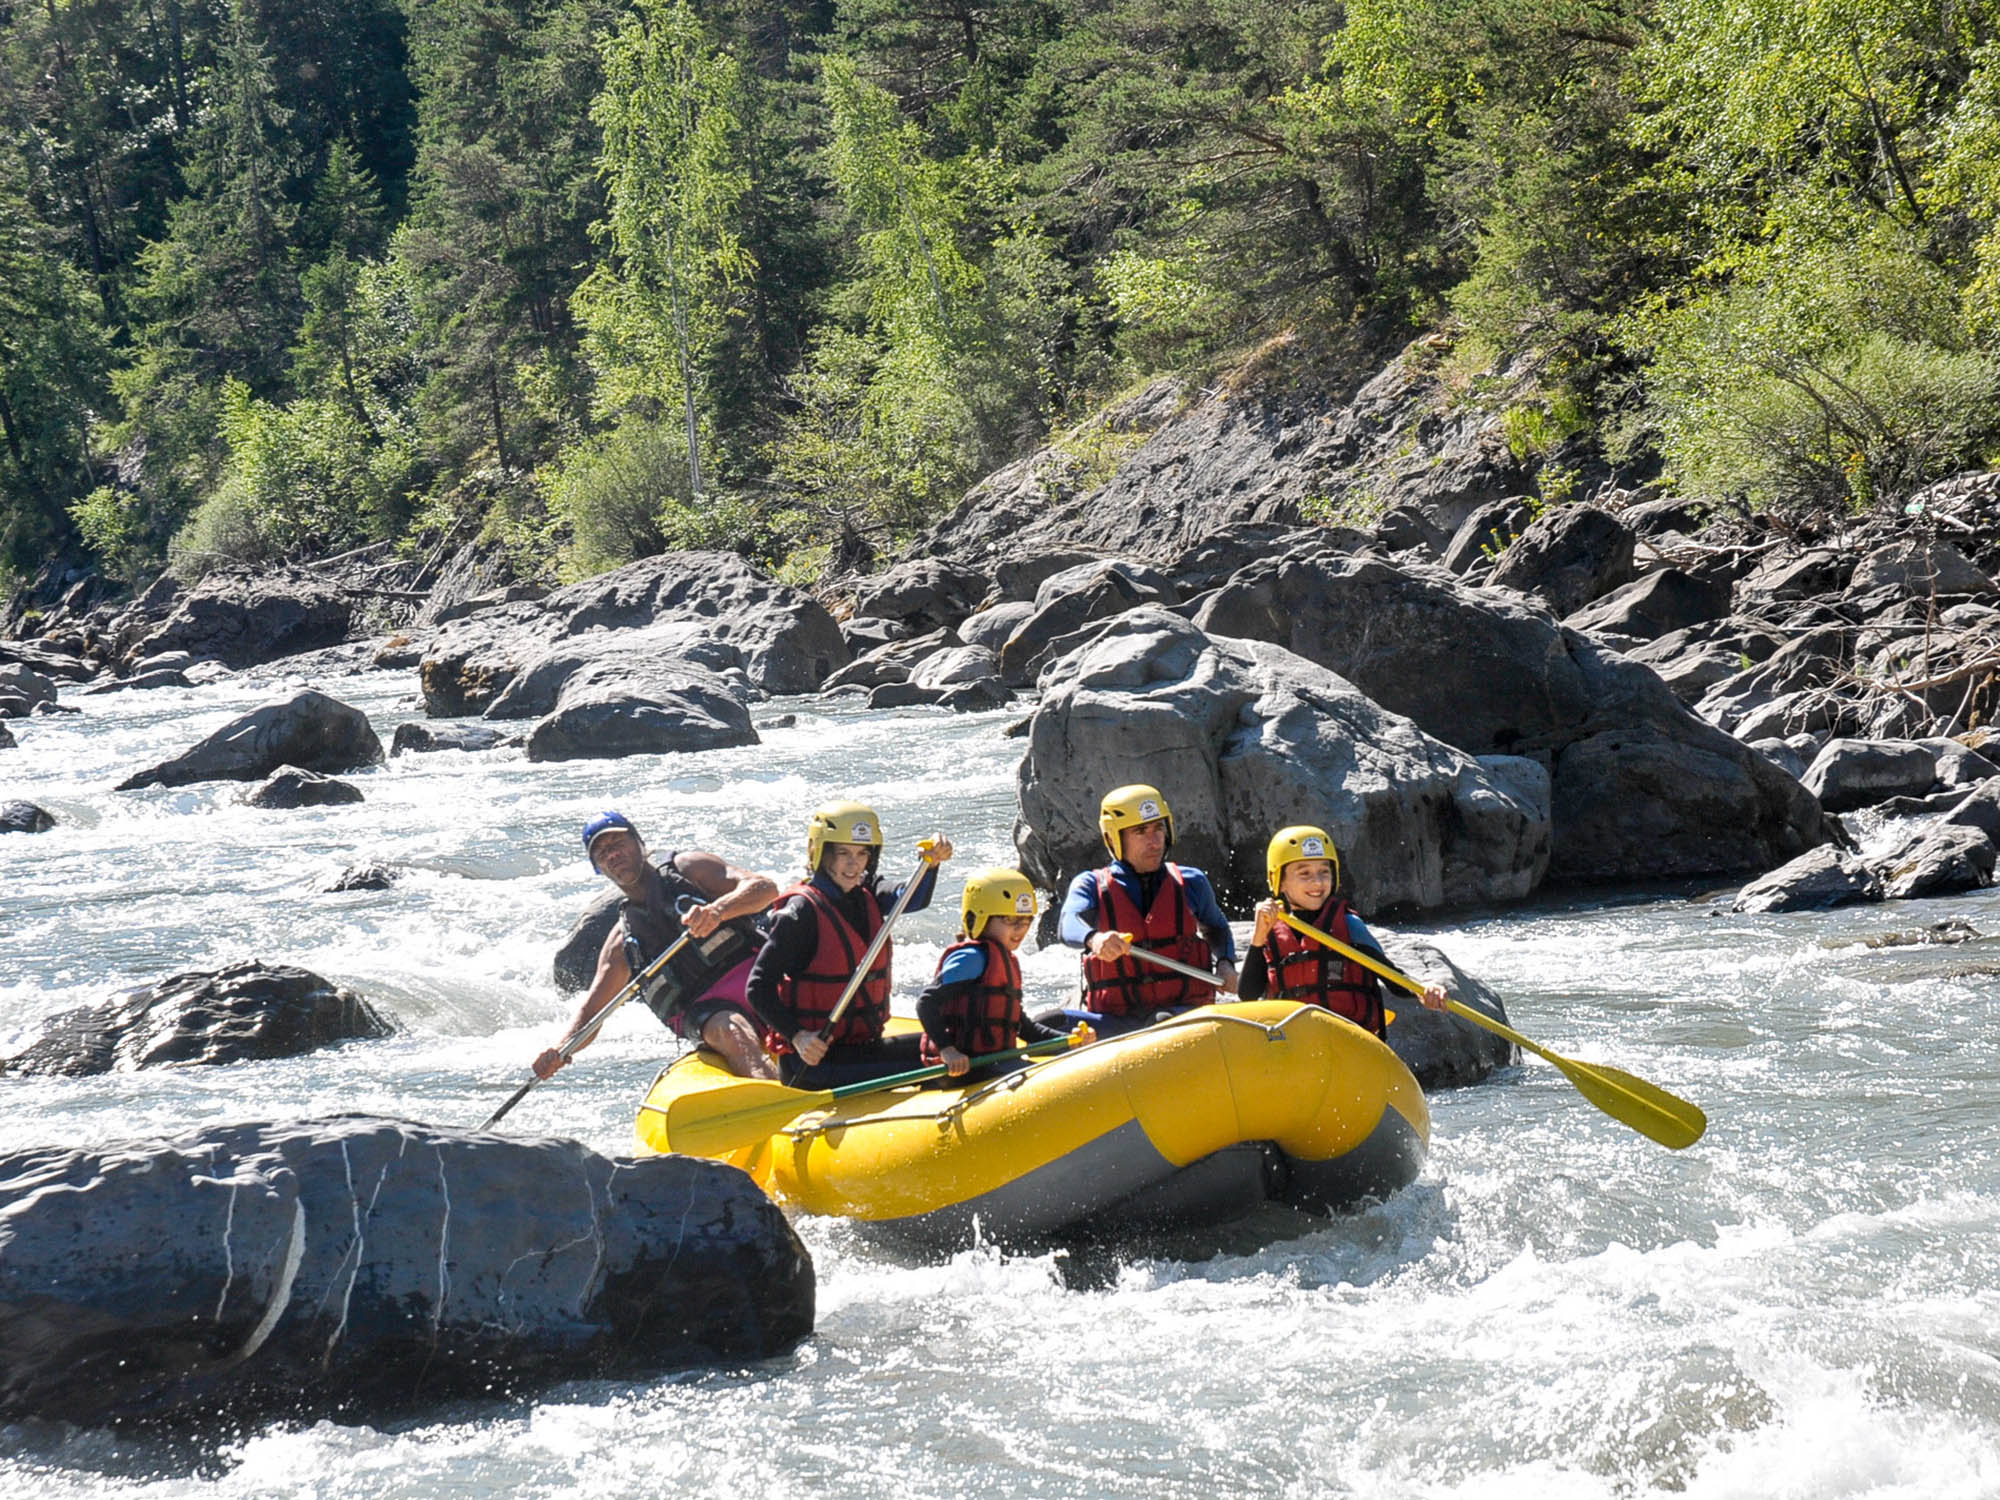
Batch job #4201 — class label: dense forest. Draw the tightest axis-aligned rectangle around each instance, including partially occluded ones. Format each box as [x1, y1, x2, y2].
[6, 0, 2000, 594]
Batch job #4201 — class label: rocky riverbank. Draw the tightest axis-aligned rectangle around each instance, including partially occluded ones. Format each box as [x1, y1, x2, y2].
[14, 333, 2000, 920]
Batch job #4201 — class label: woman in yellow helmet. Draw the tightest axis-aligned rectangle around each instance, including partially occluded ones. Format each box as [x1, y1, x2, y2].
[1241, 826, 1446, 1035]
[916, 868, 1082, 1081]
[745, 800, 953, 1087]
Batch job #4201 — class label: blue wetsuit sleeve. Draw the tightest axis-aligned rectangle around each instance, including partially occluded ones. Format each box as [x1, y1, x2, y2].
[936, 946, 987, 986]
[1342, 914, 1392, 969]
[1179, 869, 1238, 963]
[1057, 871, 1101, 949]
[883, 861, 939, 915]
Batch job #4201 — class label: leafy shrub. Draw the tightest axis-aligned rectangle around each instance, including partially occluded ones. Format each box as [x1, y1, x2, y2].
[167, 381, 413, 572]
[542, 414, 694, 578]
[1628, 241, 2000, 512]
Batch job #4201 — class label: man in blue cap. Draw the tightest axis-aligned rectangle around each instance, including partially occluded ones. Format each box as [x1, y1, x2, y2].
[534, 811, 780, 1081]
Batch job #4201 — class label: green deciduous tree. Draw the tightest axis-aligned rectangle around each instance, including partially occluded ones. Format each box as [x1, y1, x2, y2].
[578, 0, 755, 504]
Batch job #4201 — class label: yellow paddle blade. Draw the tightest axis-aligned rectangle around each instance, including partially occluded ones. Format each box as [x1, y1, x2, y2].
[663, 1080, 836, 1158]
[1549, 1055, 1708, 1150]
[1441, 998, 1706, 1149]
[1275, 910, 1707, 1151]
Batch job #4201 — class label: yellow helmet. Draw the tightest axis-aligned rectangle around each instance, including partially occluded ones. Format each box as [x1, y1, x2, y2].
[1099, 784, 1173, 860]
[961, 867, 1038, 939]
[1267, 825, 1340, 896]
[807, 799, 883, 873]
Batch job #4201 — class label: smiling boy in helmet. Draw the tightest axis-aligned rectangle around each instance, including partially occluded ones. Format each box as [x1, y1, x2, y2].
[1241, 825, 1447, 1034]
[534, 811, 780, 1083]
[745, 800, 953, 1087]
[1057, 784, 1237, 1037]
[916, 868, 1079, 1080]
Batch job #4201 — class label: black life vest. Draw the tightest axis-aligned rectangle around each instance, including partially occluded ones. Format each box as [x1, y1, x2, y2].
[921, 936, 1024, 1061]
[1260, 899, 1385, 1037]
[619, 858, 762, 1025]
[1081, 864, 1212, 1016]
[765, 880, 891, 1053]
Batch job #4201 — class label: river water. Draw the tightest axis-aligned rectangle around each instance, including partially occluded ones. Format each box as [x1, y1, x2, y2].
[3, 661, 1997, 1498]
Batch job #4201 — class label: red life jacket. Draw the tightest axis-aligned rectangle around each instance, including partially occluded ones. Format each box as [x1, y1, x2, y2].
[1260, 899, 1385, 1037]
[1081, 864, 1212, 1016]
[919, 936, 1023, 1062]
[765, 881, 891, 1054]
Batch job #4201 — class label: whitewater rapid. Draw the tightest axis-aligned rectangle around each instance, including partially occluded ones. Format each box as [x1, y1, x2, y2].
[2, 660, 1996, 1498]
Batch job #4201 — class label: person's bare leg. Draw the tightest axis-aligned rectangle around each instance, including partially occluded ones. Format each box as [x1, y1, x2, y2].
[704, 1011, 779, 1080]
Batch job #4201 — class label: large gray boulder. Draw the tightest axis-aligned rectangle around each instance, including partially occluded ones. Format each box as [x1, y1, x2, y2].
[523, 659, 759, 763]
[850, 557, 989, 632]
[419, 552, 848, 716]
[999, 561, 1179, 686]
[239, 768, 366, 809]
[1877, 824, 1997, 900]
[554, 889, 624, 994]
[1802, 739, 1938, 813]
[958, 601, 1036, 653]
[1730, 847, 1883, 913]
[0, 1117, 815, 1424]
[1848, 538, 1994, 597]
[130, 570, 354, 669]
[117, 690, 384, 791]
[0, 664, 57, 716]
[1192, 553, 1829, 883]
[0, 961, 393, 1076]
[1379, 938, 1519, 1088]
[824, 627, 960, 690]
[390, 721, 514, 755]
[1442, 497, 1536, 575]
[1488, 505, 1637, 616]
[0, 800, 53, 832]
[1563, 568, 1733, 643]
[1015, 608, 1550, 914]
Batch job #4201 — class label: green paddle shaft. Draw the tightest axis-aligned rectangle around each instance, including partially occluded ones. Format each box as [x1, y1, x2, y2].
[1275, 909, 1707, 1150]
[664, 1033, 1079, 1157]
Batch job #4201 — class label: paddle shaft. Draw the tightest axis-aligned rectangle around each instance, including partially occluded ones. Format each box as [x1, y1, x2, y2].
[1120, 940, 1228, 988]
[482, 923, 698, 1131]
[817, 848, 934, 1036]
[663, 1033, 1081, 1156]
[815, 1033, 1076, 1101]
[1274, 909, 1707, 1149]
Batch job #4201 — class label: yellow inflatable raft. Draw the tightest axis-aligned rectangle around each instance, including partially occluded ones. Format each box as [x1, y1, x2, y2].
[635, 1000, 1429, 1248]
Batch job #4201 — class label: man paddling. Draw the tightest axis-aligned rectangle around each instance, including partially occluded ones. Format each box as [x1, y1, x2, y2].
[534, 812, 780, 1082]
[1058, 783, 1237, 1037]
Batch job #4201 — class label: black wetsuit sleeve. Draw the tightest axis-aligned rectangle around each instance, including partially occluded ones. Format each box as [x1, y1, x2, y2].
[913, 977, 963, 1051]
[746, 898, 818, 1039]
[1238, 944, 1270, 1001]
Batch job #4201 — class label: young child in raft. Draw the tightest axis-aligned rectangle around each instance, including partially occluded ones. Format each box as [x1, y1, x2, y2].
[1240, 826, 1449, 1036]
[916, 868, 1083, 1082]
[746, 799, 952, 1088]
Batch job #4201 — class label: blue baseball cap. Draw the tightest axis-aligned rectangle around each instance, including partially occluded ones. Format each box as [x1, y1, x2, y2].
[583, 811, 640, 863]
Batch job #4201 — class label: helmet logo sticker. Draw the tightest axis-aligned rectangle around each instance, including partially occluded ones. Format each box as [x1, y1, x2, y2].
[1013, 892, 1034, 913]
[851, 822, 871, 840]
[1138, 798, 1160, 819]
[1302, 837, 1325, 857]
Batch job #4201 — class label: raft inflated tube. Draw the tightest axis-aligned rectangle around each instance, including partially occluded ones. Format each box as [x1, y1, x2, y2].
[637, 1001, 1428, 1243]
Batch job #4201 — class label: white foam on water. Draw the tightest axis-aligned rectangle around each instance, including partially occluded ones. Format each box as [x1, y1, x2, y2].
[7, 678, 2000, 1497]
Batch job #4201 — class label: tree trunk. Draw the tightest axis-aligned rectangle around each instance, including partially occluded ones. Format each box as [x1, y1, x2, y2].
[665, 231, 705, 500]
